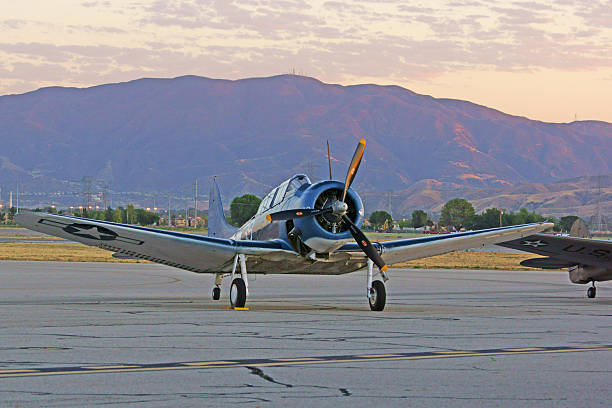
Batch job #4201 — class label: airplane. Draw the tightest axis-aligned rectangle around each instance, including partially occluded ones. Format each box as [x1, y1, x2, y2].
[498, 234, 611, 298]
[15, 140, 551, 311]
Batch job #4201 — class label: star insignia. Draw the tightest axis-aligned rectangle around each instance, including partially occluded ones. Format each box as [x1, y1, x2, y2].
[63, 224, 117, 241]
[521, 239, 548, 248]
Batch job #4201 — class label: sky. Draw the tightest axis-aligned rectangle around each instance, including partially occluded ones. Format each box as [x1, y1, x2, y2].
[1, 0, 611, 123]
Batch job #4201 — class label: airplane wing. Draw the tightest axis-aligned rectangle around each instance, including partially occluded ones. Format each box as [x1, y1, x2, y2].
[338, 223, 553, 265]
[14, 211, 298, 274]
[497, 233, 612, 268]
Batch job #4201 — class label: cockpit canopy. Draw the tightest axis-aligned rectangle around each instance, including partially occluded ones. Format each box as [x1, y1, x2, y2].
[257, 174, 311, 214]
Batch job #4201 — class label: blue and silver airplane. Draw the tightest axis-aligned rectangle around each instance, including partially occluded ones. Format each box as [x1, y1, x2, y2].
[15, 140, 551, 311]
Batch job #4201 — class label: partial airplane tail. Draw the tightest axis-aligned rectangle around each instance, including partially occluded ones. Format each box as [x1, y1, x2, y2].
[208, 178, 238, 238]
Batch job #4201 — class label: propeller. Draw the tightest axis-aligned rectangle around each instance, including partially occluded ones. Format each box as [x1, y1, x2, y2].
[342, 215, 388, 271]
[342, 138, 365, 202]
[267, 207, 332, 222]
[266, 138, 387, 271]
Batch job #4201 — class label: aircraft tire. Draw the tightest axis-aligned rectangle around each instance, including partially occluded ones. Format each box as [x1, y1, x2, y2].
[369, 280, 386, 311]
[587, 286, 596, 299]
[230, 278, 247, 308]
[212, 286, 221, 300]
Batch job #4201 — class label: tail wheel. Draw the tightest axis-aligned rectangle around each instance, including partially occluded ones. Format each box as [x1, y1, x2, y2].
[212, 286, 221, 300]
[230, 278, 247, 308]
[369, 280, 386, 311]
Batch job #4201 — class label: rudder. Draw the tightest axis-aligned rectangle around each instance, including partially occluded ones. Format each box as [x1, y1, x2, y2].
[208, 178, 238, 238]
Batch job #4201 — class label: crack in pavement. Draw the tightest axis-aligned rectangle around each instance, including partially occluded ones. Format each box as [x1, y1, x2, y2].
[246, 366, 293, 388]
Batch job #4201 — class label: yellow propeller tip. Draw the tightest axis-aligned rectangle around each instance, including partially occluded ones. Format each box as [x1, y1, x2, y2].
[266, 214, 271, 222]
[381, 265, 388, 272]
[359, 138, 366, 145]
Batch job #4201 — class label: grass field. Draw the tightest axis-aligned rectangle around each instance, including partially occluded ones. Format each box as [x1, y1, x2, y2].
[0, 242, 548, 270]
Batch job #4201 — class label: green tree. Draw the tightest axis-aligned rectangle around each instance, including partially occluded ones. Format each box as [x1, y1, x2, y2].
[126, 204, 136, 224]
[113, 208, 123, 223]
[369, 210, 393, 229]
[135, 208, 160, 226]
[230, 194, 261, 226]
[440, 198, 475, 231]
[411, 209, 428, 228]
[559, 215, 580, 232]
[104, 207, 114, 222]
[397, 219, 412, 229]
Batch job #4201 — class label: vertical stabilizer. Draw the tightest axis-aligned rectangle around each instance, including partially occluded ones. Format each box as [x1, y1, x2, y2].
[208, 178, 238, 238]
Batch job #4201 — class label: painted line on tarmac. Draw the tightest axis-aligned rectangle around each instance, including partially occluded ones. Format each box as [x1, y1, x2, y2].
[0, 345, 610, 379]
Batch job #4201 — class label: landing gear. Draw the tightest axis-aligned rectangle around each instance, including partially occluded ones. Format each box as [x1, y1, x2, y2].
[369, 280, 386, 311]
[587, 282, 597, 299]
[212, 273, 223, 300]
[230, 278, 247, 307]
[212, 286, 221, 300]
[229, 254, 249, 308]
[366, 258, 387, 311]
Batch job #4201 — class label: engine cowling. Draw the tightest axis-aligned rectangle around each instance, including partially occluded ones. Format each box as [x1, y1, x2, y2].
[292, 180, 364, 253]
[569, 265, 612, 284]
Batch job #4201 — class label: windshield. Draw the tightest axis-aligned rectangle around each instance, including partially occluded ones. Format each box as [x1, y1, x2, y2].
[257, 174, 311, 214]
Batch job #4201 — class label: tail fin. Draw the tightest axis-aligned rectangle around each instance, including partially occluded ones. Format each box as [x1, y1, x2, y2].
[208, 178, 238, 238]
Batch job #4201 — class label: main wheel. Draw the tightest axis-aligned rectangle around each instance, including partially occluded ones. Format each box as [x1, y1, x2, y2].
[230, 278, 247, 308]
[587, 286, 596, 298]
[212, 286, 221, 300]
[369, 280, 386, 311]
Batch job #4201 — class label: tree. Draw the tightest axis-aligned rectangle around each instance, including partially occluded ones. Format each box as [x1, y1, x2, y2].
[369, 210, 393, 229]
[560, 216, 580, 232]
[126, 204, 136, 224]
[440, 198, 475, 231]
[230, 194, 261, 226]
[113, 208, 123, 223]
[397, 219, 412, 229]
[411, 209, 428, 228]
[104, 207, 114, 222]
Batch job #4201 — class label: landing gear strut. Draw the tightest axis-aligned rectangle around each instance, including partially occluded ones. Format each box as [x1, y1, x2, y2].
[367, 259, 387, 311]
[587, 281, 597, 299]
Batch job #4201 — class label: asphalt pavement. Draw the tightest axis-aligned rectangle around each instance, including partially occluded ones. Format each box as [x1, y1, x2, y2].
[0, 261, 610, 407]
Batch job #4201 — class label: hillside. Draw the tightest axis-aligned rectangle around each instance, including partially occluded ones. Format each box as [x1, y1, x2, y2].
[1, 75, 610, 217]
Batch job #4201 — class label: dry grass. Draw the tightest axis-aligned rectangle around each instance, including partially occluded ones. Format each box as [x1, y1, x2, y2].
[0, 242, 547, 270]
[0, 243, 149, 263]
[393, 251, 548, 270]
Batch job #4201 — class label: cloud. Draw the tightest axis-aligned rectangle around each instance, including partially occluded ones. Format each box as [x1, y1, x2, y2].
[0, 0, 610, 101]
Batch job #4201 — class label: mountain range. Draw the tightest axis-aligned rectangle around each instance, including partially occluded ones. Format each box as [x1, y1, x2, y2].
[1, 74, 610, 218]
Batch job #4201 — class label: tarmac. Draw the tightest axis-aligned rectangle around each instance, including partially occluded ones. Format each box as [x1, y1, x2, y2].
[0, 261, 610, 407]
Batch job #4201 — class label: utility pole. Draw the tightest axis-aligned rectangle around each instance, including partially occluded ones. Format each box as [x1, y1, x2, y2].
[194, 179, 198, 229]
[168, 193, 171, 227]
[16, 183, 19, 213]
[185, 189, 188, 227]
[9, 191, 12, 209]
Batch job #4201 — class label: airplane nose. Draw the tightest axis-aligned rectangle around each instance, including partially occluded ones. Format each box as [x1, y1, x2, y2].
[332, 201, 348, 216]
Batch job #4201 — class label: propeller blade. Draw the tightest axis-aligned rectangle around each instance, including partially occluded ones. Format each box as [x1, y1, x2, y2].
[266, 208, 332, 222]
[327, 140, 332, 180]
[342, 215, 387, 271]
[342, 139, 366, 202]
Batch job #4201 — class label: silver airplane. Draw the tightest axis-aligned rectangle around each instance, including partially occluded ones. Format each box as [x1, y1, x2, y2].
[15, 140, 551, 311]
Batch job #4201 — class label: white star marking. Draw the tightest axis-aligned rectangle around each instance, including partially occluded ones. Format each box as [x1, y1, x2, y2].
[521, 240, 548, 248]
